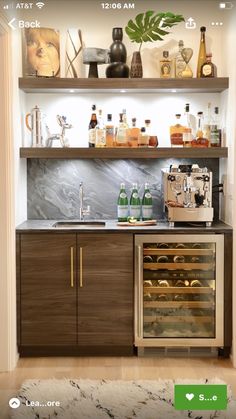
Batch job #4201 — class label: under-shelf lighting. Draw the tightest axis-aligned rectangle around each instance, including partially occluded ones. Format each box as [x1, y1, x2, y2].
[171, 89, 177, 93]
[120, 89, 126, 93]
[69, 89, 75, 93]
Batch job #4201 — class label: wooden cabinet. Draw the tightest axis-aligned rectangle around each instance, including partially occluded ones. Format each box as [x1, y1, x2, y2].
[17, 232, 134, 356]
[19, 233, 77, 347]
[77, 234, 133, 351]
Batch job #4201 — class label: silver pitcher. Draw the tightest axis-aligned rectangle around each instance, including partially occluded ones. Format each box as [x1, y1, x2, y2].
[25, 105, 44, 147]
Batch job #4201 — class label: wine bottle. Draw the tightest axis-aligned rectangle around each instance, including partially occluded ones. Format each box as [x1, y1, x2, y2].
[142, 183, 153, 221]
[88, 104, 97, 148]
[105, 114, 115, 147]
[197, 26, 207, 78]
[130, 183, 141, 220]
[117, 183, 129, 222]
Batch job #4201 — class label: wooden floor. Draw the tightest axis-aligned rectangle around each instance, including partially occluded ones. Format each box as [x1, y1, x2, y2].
[0, 356, 236, 418]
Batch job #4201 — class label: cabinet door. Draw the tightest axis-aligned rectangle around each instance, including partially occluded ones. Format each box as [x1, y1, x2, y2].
[20, 234, 77, 346]
[77, 233, 133, 347]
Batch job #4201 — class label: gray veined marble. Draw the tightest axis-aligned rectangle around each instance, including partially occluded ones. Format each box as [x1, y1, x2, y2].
[27, 158, 219, 220]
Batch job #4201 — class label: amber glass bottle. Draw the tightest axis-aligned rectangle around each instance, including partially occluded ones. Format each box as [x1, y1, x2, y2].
[196, 27, 206, 78]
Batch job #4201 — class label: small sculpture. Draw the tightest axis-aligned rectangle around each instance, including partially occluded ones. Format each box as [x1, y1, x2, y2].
[45, 115, 72, 148]
[83, 47, 110, 78]
[181, 48, 193, 78]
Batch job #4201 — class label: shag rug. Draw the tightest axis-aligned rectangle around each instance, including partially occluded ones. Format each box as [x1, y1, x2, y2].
[10, 378, 236, 419]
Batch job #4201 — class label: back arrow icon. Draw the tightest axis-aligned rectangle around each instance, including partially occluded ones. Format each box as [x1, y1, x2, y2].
[8, 18, 16, 30]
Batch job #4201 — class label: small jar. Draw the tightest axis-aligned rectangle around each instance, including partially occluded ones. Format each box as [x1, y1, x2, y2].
[183, 127, 192, 147]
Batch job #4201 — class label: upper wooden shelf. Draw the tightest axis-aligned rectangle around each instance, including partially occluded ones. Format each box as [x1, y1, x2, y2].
[20, 147, 228, 159]
[18, 77, 229, 93]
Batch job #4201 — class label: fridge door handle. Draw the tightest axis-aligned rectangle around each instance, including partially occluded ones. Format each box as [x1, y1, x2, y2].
[138, 245, 143, 338]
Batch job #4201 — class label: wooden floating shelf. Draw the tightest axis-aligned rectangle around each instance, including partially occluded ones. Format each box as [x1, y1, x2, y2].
[19, 77, 229, 93]
[20, 147, 228, 159]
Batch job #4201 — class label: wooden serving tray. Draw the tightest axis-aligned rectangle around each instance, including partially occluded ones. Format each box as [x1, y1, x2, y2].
[117, 220, 157, 227]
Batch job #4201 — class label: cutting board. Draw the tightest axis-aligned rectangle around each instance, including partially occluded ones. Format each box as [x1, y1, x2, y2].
[117, 220, 157, 227]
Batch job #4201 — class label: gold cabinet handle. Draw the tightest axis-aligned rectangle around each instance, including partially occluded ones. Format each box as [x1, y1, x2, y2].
[80, 247, 83, 288]
[70, 246, 74, 288]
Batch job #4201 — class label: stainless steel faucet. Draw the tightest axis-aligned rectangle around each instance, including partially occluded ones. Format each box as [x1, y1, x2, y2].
[79, 182, 90, 220]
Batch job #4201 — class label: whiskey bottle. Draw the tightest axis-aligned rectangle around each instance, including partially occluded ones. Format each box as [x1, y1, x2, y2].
[105, 114, 115, 147]
[95, 109, 106, 147]
[145, 119, 158, 147]
[201, 53, 216, 78]
[116, 110, 128, 147]
[160, 51, 172, 78]
[170, 114, 184, 147]
[88, 104, 97, 148]
[142, 183, 153, 221]
[191, 112, 209, 148]
[130, 183, 141, 220]
[175, 40, 185, 78]
[117, 183, 129, 222]
[197, 26, 207, 78]
[138, 127, 149, 147]
[127, 117, 140, 147]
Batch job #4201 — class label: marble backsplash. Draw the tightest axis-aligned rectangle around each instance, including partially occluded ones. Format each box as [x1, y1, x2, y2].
[27, 158, 219, 220]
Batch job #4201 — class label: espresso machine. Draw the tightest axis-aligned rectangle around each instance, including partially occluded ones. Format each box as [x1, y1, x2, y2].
[163, 164, 214, 227]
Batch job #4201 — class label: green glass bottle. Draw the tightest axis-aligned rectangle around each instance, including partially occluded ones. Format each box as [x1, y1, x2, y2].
[142, 183, 153, 220]
[130, 183, 141, 220]
[117, 183, 129, 222]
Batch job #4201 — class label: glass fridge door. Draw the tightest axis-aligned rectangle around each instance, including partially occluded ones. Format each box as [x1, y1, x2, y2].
[135, 235, 224, 346]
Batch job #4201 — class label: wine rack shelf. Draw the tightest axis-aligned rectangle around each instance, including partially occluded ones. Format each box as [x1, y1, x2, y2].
[143, 248, 214, 256]
[143, 315, 213, 323]
[143, 287, 214, 294]
[19, 77, 229, 93]
[143, 262, 214, 270]
[143, 301, 214, 308]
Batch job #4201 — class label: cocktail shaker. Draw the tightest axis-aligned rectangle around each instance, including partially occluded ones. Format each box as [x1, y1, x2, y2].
[25, 105, 44, 147]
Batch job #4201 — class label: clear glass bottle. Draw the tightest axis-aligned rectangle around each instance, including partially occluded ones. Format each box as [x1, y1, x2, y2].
[138, 127, 149, 147]
[203, 102, 212, 142]
[105, 114, 114, 147]
[116, 110, 128, 147]
[95, 109, 106, 147]
[144, 119, 158, 147]
[142, 183, 153, 220]
[128, 117, 140, 147]
[210, 107, 221, 147]
[197, 26, 206, 78]
[160, 51, 172, 78]
[183, 127, 192, 147]
[191, 112, 209, 147]
[117, 183, 129, 222]
[88, 104, 97, 148]
[130, 183, 141, 220]
[175, 40, 185, 78]
[183, 103, 191, 129]
[170, 114, 184, 147]
[201, 53, 217, 78]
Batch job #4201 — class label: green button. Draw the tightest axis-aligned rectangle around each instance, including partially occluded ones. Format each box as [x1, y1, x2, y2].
[174, 384, 227, 410]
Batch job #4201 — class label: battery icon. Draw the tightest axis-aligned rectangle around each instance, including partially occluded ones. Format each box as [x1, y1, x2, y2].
[219, 2, 234, 9]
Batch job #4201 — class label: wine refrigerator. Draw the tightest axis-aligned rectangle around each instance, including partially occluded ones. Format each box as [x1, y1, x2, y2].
[135, 235, 224, 354]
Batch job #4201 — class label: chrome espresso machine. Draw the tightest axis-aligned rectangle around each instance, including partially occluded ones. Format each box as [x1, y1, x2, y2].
[163, 164, 214, 227]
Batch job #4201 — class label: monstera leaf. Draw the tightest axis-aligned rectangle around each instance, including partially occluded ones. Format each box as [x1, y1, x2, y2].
[125, 11, 185, 50]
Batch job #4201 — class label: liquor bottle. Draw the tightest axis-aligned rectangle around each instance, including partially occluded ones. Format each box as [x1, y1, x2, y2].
[175, 40, 185, 78]
[130, 183, 141, 220]
[203, 102, 212, 142]
[170, 114, 184, 147]
[127, 117, 140, 147]
[191, 112, 209, 147]
[142, 182, 153, 220]
[145, 119, 158, 147]
[88, 104, 97, 148]
[105, 114, 114, 147]
[117, 183, 129, 221]
[183, 128, 192, 147]
[116, 110, 128, 147]
[201, 53, 216, 78]
[95, 109, 106, 147]
[138, 127, 149, 147]
[196, 26, 207, 78]
[210, 107, 221, 147]
[183, 103, 191, 129]
[160, 51, 172, 78]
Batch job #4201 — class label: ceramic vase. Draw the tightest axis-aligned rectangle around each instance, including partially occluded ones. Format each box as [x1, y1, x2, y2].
[106, 27, 129, 78]
[130, 51, 143, 78]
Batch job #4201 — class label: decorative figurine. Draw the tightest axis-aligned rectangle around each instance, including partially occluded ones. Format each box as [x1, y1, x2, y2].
[181, 48, 193, 78]
[45, 115, 72, 147]
[83, 47, 109, 78]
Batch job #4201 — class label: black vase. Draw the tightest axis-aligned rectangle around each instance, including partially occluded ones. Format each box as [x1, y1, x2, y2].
[106, 27, 129, 78]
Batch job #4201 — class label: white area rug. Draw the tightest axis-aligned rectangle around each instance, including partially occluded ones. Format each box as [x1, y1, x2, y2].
[11, 378, 236, 419]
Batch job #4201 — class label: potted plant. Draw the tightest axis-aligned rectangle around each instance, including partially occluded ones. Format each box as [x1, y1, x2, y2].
[125, 11, 185, 78]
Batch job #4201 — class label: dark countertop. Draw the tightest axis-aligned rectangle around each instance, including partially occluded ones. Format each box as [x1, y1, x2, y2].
[16, 220, 232, 234]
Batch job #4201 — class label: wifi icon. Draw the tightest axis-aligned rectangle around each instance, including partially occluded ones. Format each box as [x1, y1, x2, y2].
[36, 2, 45, 8]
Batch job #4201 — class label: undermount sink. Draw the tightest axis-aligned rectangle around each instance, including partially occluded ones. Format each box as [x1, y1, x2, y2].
[53, 221, 106, 228]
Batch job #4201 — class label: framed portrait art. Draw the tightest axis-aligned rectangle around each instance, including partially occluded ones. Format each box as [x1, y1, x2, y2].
[23, 27, 60, 77]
